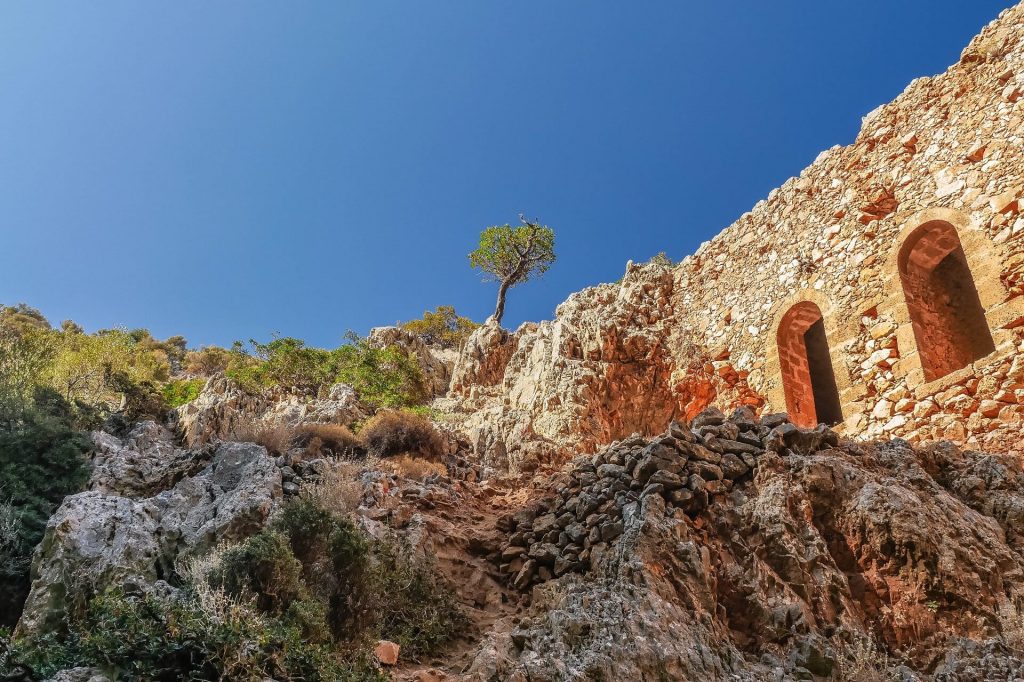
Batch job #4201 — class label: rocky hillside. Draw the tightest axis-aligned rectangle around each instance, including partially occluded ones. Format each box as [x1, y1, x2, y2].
[6, 363, 1024, 681]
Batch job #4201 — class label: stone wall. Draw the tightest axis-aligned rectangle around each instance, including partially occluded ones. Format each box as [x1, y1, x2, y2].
[450, 3, 1024, 471]
[671, 3, 1024, 455]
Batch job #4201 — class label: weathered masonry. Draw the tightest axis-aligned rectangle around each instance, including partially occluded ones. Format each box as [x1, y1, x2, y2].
[669, 3, 1024, 453]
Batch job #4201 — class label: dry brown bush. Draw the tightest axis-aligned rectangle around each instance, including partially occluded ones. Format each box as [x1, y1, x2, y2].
[303, 462, 365, 516]
[384, 455, 447, 481]
[359, 410, 444, 460]
[231, 420, 296, 455]
[294, 423, 362, 458]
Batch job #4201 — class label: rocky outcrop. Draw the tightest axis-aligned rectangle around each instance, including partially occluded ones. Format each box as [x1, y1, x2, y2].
[450, 321, 520, 394]
[174, 376, 272, 446]
[174, 377, 368, 446]
[16, 441, 281, 638]
[444, 262, 681, 472]
[470, 409, 1024, 680]
[90, 421, 208, 497]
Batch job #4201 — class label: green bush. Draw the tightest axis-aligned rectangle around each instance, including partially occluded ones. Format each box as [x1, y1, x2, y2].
[209, 497, 462, 660]
[0, 405, 91, 626]
[210, 529, 306, 615]
[401, 305, 478, 349]
[5, 587, 384, 682]
[2, 496, 465, 679]
[226, 332, 426, 409]
[368, 539, 468, 658]
[161, 378, 205, 408]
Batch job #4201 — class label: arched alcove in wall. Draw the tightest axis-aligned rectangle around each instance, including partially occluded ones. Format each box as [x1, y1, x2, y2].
[776, 301, 843, 427]
[897, 220, 995, 382]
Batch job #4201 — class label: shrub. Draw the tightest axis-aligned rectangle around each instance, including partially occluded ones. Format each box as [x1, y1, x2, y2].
[226, 333, 427, 409]
[359, 410, 444, 460]
[272, 496, 339, 566]
[295, 423, 362, 458]
[385, 455, 447, 481]
[183, 346, 232, 376]
[400, 305, 478, 349]
[332, 333, 427, 409]
[304, 464, 365, 518]
[161, 378, 205, 408]
[368, 539, 468, 659]
[0, 407, 91, 626]
[6, 587, 382, 682]
[231, 420, 296, 456]
[210, 529, 306, 615]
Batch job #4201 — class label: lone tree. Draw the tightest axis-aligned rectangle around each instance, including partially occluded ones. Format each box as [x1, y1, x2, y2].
[469, 216, 556, 325]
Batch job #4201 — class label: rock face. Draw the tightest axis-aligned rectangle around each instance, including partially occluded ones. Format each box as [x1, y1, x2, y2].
[174, 377, 368, 446]
[90, 421, 208, 496]
[471, 408, 1024, 680]
[174, 376, 272, 446]
[16, 440, 281, 637]
[444, 263, 693, 473]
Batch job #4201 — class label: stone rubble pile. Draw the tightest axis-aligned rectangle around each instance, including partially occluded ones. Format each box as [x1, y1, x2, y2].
[495, 406, 839, 590]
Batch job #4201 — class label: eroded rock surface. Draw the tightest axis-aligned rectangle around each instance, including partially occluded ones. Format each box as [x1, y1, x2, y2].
[470, 409, 1024, 680]
[444, 263, 683, 473]
[17, 441, 281, 638]
[174, 377, 369, 446]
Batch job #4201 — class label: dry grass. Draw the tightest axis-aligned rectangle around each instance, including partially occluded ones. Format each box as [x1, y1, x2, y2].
[833, 633, 897, 682]
[303, 462, 365, 516]
[294, 423, 362, 459]
[231, 420, 296, 455]
[359, 410, 444, 460]
[383, 455, 447, 481]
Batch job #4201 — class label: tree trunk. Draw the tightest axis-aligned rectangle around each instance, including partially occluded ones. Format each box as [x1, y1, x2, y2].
[493, 279, 511, 325]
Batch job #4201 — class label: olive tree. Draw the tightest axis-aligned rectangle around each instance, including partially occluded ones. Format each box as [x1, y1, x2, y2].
[468, 216, 556, 325]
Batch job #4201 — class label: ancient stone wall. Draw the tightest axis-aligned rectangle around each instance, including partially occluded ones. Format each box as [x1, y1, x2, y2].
[449, 3, 1024, 471]
[669, 3, 1024, 455]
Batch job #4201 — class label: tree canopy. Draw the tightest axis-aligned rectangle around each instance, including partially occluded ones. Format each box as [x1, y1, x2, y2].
[468, 216, 555, 325]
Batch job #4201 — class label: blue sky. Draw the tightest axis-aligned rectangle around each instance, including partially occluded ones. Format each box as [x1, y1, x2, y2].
[0, 2, 1014, 348]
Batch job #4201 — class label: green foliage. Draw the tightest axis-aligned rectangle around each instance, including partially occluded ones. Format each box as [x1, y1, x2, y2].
[0, 304, 50, 335]
[0, 401, 91, 625]
[3, 495, 464, 678]
[468, 218, 556, 285]
[468, 217, 555, 324]
[400, 305, 478, 349]
[161, 378, 205, 408]
[0, 305, 181, 426]
[6, 587, 383, 682]
[47, 328, 170, 409]
[369, 539, 469, 658]
[227, 333, 426, 409]
[211, 530, 306, 615]
[0, 326, 53, 426]
[332, 333, 426, 409]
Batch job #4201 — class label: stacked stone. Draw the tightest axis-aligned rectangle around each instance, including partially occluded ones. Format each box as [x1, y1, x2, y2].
[496, 407, 842, 591]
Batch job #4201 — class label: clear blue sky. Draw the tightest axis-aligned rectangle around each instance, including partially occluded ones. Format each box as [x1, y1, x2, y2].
[0, 2, 1014, 348]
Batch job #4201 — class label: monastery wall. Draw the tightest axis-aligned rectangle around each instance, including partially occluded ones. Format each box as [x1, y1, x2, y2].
[671, 3, 1024, 453]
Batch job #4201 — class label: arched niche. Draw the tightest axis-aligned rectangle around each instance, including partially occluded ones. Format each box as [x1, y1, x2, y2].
[897, 219, 995, 382]
[776, 301, 843, 427]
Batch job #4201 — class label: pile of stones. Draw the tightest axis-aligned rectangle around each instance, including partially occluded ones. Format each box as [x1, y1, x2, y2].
[495, 406, 840, 590]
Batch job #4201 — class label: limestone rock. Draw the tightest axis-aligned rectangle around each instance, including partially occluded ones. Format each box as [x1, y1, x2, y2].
[16, 441, 281, 638]
[90, 421, 208, 497]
